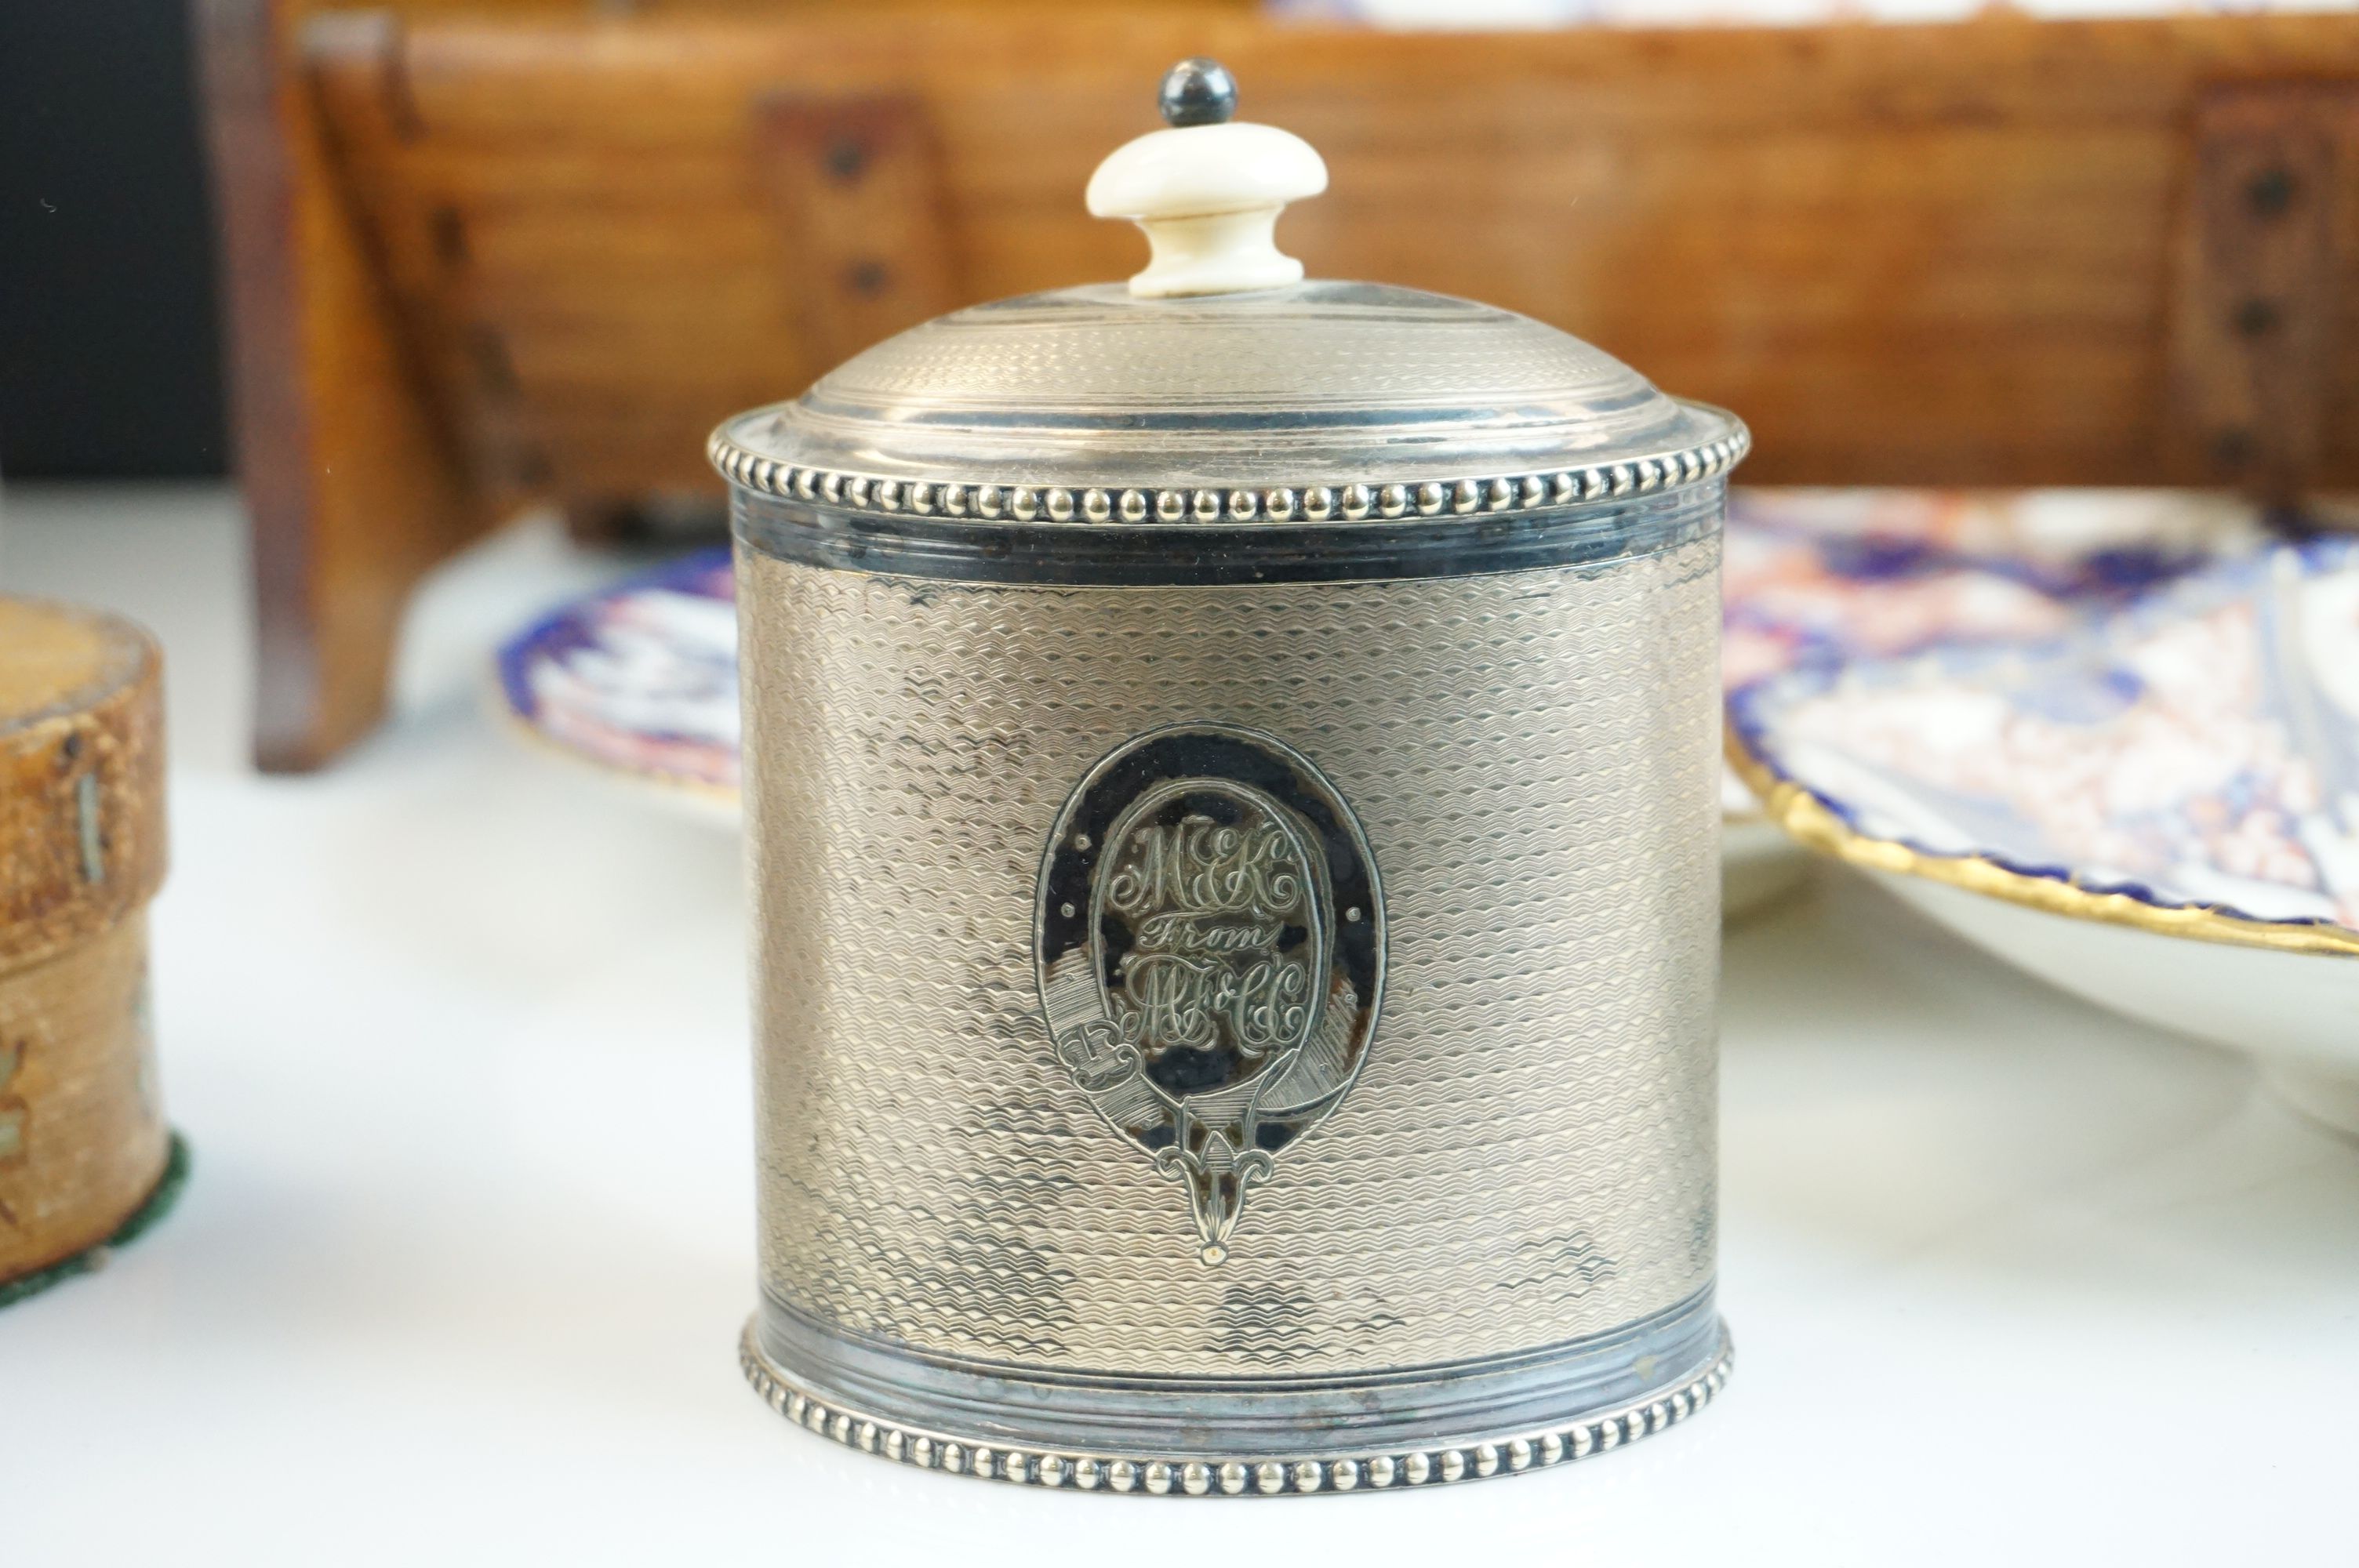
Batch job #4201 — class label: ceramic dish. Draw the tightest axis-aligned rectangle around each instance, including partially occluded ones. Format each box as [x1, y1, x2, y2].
[493, 550, 739, 822]
[1731, 539, 2359, 1133]
[1715, 488, 2266, 916]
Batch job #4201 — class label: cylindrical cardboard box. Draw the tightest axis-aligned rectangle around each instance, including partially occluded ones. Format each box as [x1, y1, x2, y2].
[0, 597, 172, 1291]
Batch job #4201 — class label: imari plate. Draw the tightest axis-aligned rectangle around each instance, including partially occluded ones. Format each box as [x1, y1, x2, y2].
[1722, 488, 2264, 690]
[1716, 488, 2267, 916]
[494, 550, 740, 821]
[1731, 538, 2359, 1134]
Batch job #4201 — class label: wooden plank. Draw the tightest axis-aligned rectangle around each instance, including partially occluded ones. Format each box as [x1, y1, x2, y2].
[198, 0, 492, 773]
[387, 13, 2359, 140]
[752, 93, 961, 372]
[302, 11, 2359, 497]
[2167, 83, 2355, 500]
[305, 10, 556, 498]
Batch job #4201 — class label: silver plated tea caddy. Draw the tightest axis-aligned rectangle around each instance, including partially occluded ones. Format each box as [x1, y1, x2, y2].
[711, 60, 1747, 1496]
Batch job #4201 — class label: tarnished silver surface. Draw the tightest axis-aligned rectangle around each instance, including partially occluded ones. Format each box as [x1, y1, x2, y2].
[741, 1317, 1733, 1495]
[713, 282, 1744, 504]
[724, 59, 1741, 1486]
[750, 1283, 1724, 1463]
[737, 525, 1724, 1455]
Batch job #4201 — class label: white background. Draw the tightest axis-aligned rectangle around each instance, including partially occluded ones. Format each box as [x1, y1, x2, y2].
[4, 485, 2354, 1564]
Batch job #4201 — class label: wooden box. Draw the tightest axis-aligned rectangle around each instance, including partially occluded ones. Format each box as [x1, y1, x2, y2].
[197, 3, 2359, 768]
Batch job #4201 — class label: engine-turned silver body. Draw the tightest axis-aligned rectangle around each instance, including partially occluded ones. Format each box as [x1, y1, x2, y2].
[712, 64, 1747, 1495]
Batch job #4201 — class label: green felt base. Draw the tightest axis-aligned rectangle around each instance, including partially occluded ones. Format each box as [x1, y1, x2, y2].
[0, 1132, 189, 1310]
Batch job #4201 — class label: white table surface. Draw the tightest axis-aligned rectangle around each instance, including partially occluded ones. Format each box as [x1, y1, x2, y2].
[5, 483, 2355, 1565]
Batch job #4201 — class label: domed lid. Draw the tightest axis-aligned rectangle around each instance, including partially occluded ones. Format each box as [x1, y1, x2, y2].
[711, 60, 1745, 527]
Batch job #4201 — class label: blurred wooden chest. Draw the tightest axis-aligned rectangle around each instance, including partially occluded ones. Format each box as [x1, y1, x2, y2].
[197, 2, 2359, 767]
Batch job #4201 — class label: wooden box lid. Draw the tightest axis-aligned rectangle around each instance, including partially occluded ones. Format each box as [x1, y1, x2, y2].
[0, 598, 167, 971]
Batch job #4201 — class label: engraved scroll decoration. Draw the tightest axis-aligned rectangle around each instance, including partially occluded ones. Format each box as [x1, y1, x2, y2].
[1035, 724, 1385, 1265]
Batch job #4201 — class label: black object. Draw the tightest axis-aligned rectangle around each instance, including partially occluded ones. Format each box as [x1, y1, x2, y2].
[0, 2, 225, 477]
[1158, 58, 1239, 128]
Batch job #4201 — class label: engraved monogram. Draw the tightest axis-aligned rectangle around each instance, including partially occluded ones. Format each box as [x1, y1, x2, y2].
[1036, 724, 1384, 1265]
[1105, 805, 1313, 1063]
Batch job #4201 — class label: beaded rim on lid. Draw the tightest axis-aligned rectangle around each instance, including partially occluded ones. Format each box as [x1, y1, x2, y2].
[706, 420, 1750, 530]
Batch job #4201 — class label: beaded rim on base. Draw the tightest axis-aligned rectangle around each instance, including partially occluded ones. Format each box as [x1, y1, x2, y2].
[740, 1318, 1732, 1496]
[707, 421, 1750, 528]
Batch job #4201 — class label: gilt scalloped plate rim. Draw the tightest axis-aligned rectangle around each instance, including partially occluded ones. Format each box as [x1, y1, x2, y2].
[1726, 539, 2359, 960]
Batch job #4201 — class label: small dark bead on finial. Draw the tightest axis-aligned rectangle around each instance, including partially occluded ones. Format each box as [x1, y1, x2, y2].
[1159, 59, 1238, 128]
